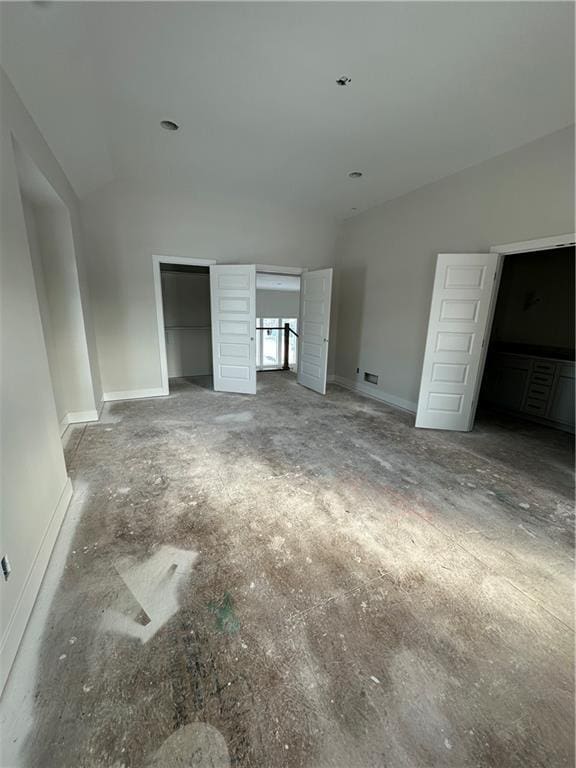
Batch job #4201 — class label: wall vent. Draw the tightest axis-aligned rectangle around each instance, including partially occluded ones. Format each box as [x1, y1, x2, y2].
[364, 372, 378, 385]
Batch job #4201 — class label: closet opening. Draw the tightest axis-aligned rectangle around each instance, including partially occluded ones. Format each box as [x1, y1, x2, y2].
[160, 263, 213, 392]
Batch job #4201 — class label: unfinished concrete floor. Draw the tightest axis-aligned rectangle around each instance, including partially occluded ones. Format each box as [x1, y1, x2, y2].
[1, 372, 574, 768]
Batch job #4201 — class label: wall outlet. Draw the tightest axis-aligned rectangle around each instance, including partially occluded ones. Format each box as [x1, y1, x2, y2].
[1, 555, 11, 582]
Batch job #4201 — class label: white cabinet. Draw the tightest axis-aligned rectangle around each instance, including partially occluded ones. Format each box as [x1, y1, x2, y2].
[548, 365, 575, 427]
[482, 352, 574, 432]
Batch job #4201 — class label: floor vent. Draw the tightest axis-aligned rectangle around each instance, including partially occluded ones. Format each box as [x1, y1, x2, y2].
[364, 372, 378, 385]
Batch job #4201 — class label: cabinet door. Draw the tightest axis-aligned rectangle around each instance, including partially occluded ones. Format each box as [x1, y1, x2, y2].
[549, 366, 575, 426]
[483, 354, 530, 412]
[499, 365, 530, 411]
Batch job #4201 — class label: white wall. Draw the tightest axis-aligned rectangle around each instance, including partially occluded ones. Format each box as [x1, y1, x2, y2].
[335, 126, 575, 410]
[161, 270, 212, 378]
[0, 69, 101, 691]
[256, 289, 300, 318]
[81, 180, 338, 397]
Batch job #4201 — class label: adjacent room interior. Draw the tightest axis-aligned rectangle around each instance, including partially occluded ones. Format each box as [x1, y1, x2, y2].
[479, 246, 575, 433]
[0, 3, 574, 767]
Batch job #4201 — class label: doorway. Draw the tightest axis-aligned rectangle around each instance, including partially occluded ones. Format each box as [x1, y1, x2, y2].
[478, 246, 575, 432]
[154, 260, 333, 397]
[160, 263, 213, 392]
[255, 272, 301, 372]
[153, 255, 216, 395]
[416, 234, 575, 432]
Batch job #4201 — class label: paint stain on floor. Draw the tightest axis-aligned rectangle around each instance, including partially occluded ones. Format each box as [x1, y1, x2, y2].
[209, 593, 241, 635]
[1, 372, 574, 768]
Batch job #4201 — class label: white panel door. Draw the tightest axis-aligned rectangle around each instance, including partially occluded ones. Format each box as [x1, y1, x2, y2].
[297, 268, 333, 395]
[416, 253, 502, 431]
[210, 265, 256, 394]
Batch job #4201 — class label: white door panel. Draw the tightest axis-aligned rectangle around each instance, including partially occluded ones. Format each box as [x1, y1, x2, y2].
[416, 253, 502, 431]
[210, 265, 256, 394]
[297, 268, 333, 395]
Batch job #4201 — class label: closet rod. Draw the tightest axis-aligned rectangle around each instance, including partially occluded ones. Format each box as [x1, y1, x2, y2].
[165, 325, 211, 330]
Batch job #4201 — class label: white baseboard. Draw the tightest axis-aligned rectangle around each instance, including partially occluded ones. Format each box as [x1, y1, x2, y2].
[58, 409, 99, 436]
[0, 477, 73, 693]
[102, 387, 168, 402]
[332, 374, 417, 414]
[326, 373, 336, 384]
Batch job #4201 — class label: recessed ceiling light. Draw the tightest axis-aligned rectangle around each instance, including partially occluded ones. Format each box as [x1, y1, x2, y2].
[161, 120, 179, 131]
[336, 76, 351, 87]
[348, 171, 363, 179]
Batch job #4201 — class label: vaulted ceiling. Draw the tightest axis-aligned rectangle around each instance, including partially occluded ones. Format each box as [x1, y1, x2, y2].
[1, 2, 573, 216]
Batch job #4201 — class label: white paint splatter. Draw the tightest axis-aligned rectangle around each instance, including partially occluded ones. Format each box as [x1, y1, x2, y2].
[369, 454, 393, 471]
[518, 523, 537, 538]
[99, 546, 199, 644]
[215, 411, 254, 424]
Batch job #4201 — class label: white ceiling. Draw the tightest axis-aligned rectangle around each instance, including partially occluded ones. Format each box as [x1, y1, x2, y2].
[256, 273, 301, 292]
[1, 2, 573, 216]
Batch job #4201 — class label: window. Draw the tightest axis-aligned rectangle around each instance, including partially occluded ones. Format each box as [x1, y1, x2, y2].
[256, 318, 298, 370]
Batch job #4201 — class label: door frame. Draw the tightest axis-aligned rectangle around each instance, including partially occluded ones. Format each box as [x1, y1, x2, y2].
[467, 232, 575, 427]
[152, 254, 216, 395]
[256, 265, 306, 376]
[255, 264, 305, 276]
